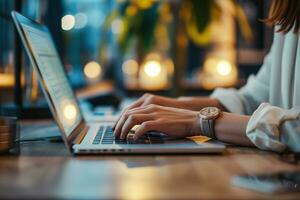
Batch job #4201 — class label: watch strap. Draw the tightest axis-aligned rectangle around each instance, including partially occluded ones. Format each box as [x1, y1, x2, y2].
[201, 118, 216, 139]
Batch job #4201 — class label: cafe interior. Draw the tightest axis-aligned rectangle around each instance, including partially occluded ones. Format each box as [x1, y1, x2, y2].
[0, 0, 299, 199]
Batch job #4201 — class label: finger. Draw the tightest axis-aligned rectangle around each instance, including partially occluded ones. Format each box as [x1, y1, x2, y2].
[120, 114, 155, 140]
[126, 98, 145, 110]
[114, 105, 157, 138]
[114, 111, 130, 138]
[133, 121, 157, 140]
[141, 96, 155, 107]
[112, 99, 143, 130]
[126, 94, 153, 111]
[114, 105, 156, 138]
[113, 93, 152, 130]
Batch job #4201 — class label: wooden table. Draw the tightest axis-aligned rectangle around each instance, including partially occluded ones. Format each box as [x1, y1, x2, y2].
[0, 120, 299, 199]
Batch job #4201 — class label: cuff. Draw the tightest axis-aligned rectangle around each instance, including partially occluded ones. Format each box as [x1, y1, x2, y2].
[246, 103, 300, 152]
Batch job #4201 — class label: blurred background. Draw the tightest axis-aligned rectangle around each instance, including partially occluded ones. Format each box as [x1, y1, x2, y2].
[0, 0, 273, 117]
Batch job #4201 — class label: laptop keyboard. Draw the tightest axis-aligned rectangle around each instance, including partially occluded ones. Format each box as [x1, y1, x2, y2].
[92, 126, 164, 145]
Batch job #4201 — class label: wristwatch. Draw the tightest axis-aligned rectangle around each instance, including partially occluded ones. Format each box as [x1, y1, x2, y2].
[198, 107, 221, 139]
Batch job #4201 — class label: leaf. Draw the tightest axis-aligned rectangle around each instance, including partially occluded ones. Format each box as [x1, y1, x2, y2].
[190, 0, 213, 33]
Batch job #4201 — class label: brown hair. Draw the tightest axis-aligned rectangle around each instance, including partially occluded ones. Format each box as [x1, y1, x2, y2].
[264, 0, 300, 33]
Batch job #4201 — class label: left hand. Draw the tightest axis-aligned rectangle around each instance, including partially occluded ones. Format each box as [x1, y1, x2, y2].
[114, 104, 200, 140]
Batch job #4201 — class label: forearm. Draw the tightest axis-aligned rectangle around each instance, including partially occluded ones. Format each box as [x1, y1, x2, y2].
[177, 97, 253, 146]
[177, 97, 227, 111]
[214, 112, 254, 146]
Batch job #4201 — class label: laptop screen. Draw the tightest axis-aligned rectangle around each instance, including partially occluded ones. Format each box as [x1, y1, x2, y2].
[20, 22, 82, 137]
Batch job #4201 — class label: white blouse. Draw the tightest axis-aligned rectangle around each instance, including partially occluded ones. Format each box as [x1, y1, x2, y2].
[211, 26, 300, 153]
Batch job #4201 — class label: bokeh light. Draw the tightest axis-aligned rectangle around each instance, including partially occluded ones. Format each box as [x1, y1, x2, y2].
[111, 18, 124, 34]
[217, 60, 232, 76]
[84, 61, 102, 79]
[122, 59, 139, 76]
[63, 103, 77, 120]
[126, 5, 138, 16]
[163, 58, 174, 75]
[74, 13, 88, 29]
[0, 74, 14, 87]
[144, 60, 161, 77]
[61, 14, 75, 31]
[146, 53, 160, 61]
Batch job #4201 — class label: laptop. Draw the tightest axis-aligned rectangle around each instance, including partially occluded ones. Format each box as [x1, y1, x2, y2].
[12, 11, 225, 154]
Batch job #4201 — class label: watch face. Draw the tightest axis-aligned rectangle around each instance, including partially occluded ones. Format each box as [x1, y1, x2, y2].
[199, 107, 220, 119]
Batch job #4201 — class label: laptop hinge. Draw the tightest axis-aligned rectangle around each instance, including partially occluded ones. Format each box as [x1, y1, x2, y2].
[74, 125, 90, 144]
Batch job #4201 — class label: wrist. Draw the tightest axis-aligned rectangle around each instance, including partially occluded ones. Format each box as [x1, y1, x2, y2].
[198, 107, 221, 139]
[189, 111, 201, 136]
[176, 97, 195, 110]
[158, 97, 184, 109]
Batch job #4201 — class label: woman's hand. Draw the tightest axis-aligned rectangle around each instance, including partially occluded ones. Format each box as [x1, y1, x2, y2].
[113, 93, 181, 129]
[124, 93, 181, 110]
[113, 93, 225, 130]
[114, 104, 200, 140]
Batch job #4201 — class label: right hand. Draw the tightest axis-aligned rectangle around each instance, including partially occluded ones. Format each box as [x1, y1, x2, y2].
[113, 93, 181, 129]
[113, 104, 200, 140]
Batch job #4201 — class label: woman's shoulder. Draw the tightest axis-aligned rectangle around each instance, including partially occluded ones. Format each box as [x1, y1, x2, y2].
[270, 25, 299, 59]
[273, 25, 299, 42]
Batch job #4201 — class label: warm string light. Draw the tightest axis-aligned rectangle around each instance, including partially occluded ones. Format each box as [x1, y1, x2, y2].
[143, 60, 161, 77]
[0, 74, 14, 87]
[122, 59, 139, 76]
[61, 13, 88, 31]
[199, 56, 237, 90]
[121, 54, 174, 90]
[139, 53, 169, 90]
[216, 60, 232, 76]
[61, 15, 75, 31]
[163, 58, 174, 76]
[84, 61, 102, 79]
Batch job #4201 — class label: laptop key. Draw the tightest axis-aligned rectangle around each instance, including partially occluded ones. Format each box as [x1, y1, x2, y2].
[92, 126, 105, 144]
[102, 137, 113, 140]
[101, 126, 114, 144]
[102, 141, 113, 144]
[92, 140, 100, 144]
[103, 140, 113, 143]
[115, 139, 127, 144]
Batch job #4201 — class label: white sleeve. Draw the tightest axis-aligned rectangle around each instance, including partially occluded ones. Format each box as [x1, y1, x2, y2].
[246, 103, 300, 153]
[211, 51, 272, 115]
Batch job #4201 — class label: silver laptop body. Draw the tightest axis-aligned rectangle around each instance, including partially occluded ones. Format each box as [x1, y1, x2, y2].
[12, 11, 225, 154]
